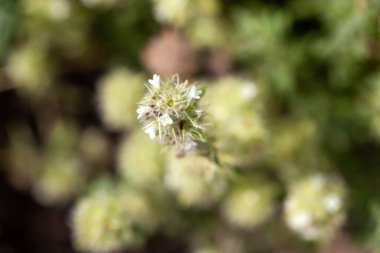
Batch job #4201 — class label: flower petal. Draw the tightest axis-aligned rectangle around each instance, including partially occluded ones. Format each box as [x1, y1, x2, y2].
[144, 125, 156, 140]
[159, 114, 173, 126]
[148, 74, 160, 89]
[136, 105, 150, 119]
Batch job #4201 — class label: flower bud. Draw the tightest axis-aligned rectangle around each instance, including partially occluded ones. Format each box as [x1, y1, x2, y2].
[6, 42, 53, 97]
[33, 154, 84, 205]
[203, 76, 266, 167]
[72, 185, 158, 252]
[165, 151, 227, 208]
[222, 179, 278, 229]
[97, 68, 146, 130]
[117, 131, 165, 187]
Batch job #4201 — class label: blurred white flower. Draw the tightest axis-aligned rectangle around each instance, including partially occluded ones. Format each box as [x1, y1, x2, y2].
[287, 211, 312, 231]
[188, 86, 202, 99]
[144, 125, 157, 140]
[148, 74, 160, 89]
[48, 0, 71, 21]
[323, 194, 342, 213]
[152, 0, 189, 24]
[137, 105, 151, 119]
[159, 114, 173, 126]
[284, 173, 346, 242]
[241, 81, 257, 99]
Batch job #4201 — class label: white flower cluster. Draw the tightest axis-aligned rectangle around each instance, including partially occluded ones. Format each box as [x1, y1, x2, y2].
[137, 74, 205, 152]
[72, 186, 158, 252]
[165, 151, 227, 207]
[97, 68, 146, 130]
[152, 0, 189, 26]
[284, 173, 345, 241]
[222, 181, 277, 229]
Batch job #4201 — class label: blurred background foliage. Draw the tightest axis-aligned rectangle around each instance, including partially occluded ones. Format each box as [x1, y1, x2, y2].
[0, 0, 380, 252]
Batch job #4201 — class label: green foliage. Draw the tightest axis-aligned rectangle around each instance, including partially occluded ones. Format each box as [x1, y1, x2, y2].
[95, 0, 159, 66]
[0, 0, 18, 64]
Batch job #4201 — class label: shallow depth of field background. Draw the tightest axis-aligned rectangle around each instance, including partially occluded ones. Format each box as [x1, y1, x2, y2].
[0, 0, 380, 252]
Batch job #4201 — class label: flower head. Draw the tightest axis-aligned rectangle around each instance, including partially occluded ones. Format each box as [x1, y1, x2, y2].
[284, 173, 346, 242]
[137, 74, 206, 153]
